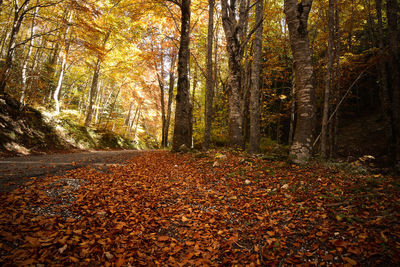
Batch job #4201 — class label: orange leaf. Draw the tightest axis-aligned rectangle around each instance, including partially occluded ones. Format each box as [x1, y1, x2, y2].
[115, 258, 125, 267]
[158, 236, 169, 241]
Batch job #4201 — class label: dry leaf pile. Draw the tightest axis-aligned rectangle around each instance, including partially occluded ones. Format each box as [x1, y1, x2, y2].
[1, 151, 400, 266]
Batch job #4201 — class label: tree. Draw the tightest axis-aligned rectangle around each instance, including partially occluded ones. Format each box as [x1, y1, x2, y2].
[203, 0, 214, 150]
[386, 0, 400, 166]
[320, 0, 335, 158]
[248, 0, 263, 154]
[171, 0, 192, 151]
[220, 0, 249, 147]
[284, 0, 316, 163]
[53, 9, 73, 114]
[0, 0, 31, 95]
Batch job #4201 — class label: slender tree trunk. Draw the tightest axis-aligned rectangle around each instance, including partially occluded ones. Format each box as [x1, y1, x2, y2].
[375, 0, 392, 156]
[386, 0, 400, 166]
[53, 10, 73, 113]
[203, 0, 215, 150]
[85, 58, 101, 126]
[284, 0, 316, 163]
[20, 0, 39, 105]
[332, 0, 340, 157]
[321, 0, 335, 158]
[172, 0, 192, 151]
[0, 1, 30, 95]
[165, 52, 176, 147]
[248, 0, 263, 154]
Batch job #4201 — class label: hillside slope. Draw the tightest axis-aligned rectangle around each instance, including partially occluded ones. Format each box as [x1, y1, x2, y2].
[0, 95, 135, 157]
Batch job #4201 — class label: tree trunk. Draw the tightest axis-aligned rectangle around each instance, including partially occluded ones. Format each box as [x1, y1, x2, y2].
[85, 58, 101, 126]
[288, 70, 296, 146]
[203, 0, 215, 150]
[53, 10, 73, 114]
[20, 0, 39, 105]
[248, 0, 263, 154]
[85, 31, 110, 126]
[0, 1, 30, 95]
[172, 0, 192, 151]
[284, 0, 316, 163]
[165, 52, 176, 147]
[375, 0, 392, 156]
[221, 0, 249, 147]
[386, 0, 400, 166]
[321, 0, 335, 158]
[332, 0, 341, 157]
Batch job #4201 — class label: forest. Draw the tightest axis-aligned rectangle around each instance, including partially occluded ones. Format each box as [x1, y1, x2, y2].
[1, 0, 400, 265]
[0, 0, 399, 168]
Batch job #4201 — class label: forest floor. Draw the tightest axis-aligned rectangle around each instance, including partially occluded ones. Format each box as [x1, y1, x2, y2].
[0, 150, 399, 266]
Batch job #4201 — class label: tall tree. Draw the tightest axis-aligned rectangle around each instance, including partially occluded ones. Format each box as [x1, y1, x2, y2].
[386, 0, 400, 166]
[85, 30, 111, 126]
[284, 0, 316, 163]
[20, 0, 40, 105]
[171, 0, 192, 151]
[220, 0, 249, 147]
[203, 0, 215, 150]
[320, 0, 335, 158]
[53, 9, 73, 114]
[248, 0, 263, 154]
[375, 0, 392, 157]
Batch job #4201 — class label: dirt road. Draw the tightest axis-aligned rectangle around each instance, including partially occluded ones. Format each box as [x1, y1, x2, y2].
[0, 150, 143, 192]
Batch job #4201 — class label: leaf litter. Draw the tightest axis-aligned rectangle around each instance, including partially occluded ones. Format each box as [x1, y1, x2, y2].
[0, 151, 399, 266]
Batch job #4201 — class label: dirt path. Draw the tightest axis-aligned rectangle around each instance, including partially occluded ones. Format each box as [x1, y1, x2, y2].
[0, 149, 145, 192]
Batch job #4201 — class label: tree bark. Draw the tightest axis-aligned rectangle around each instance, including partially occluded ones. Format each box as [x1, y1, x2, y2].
[248, 0, 263, 154]
[203, 0, 215, 150]
[85, 58, 101, 126]
[220, 0, 249, 147]
[321, 0, 335, 158]
[375, 0, 392, 156]
[165, 51, 176, 147]
[386, 0, 400, 166]
[284, 0, 316, 163]
[53, 10, 73, 113]
[172, 0, 192, 151]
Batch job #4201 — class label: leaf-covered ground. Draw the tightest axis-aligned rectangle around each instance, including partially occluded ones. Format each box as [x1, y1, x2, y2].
[1, 151, 400, 266]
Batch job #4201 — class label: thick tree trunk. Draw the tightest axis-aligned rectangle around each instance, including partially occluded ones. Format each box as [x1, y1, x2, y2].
[248, 0, 263, 154]
[221, 0, 249, 147]
[172, 0, 192, 151]
[284, 0, 316, 163]
[321, 0, 335, 158]
[386, 0, 400, 166]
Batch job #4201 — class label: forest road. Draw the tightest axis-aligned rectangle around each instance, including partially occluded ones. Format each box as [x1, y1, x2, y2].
[0, 150, 146, 192]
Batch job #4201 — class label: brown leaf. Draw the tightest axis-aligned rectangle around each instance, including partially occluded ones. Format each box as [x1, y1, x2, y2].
[342, 256, 357, 265]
